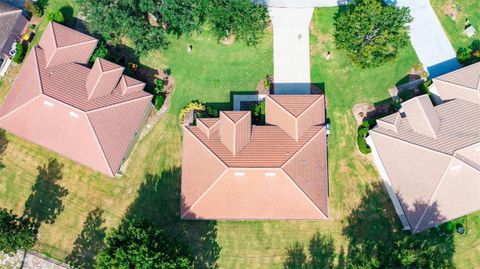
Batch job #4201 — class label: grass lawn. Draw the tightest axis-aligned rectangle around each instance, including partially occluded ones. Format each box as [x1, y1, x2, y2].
[0, 2, 479, 269]
[431, 0, 480, 49]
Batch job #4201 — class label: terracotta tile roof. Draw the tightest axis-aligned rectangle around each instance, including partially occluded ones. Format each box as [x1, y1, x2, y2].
[0, 2, 23, 53]
[268, 95, 321, 117]
[222, 111, 249, 123]
[181, 94, 328, 219]
[370, 69, 480, 232]
[0, 23, 153, 176]
[49, 22, 97, 48]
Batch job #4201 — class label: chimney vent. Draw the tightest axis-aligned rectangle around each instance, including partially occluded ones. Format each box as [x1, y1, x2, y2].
[402, 95, 440, 138]
[219, 111, 251, 155]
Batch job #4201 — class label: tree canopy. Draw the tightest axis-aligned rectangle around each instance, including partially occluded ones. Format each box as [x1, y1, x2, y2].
[77, 0, 269, 54]
[334, 0, 412, 68]
[96, 219, 193, 269]
[0, 208, 38, 253]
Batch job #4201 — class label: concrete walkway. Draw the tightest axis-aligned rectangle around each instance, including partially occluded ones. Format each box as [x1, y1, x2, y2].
[269, 7, 314, 94]
[397, 0, 461, 78]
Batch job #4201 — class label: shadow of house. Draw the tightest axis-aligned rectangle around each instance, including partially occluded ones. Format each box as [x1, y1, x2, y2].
[0, 129, 7, 169]
[65, 208, 106, 269]
[342, 182, 455, 269]
[23, 159, 68, 225]
[283, 232, 336, 269]
[122, 169, 220, 269]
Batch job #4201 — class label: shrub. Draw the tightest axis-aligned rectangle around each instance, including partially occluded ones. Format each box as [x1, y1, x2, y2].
[47, 11, 65, 24]
[90, 40, 109, 63]
[206, 106, 219, 117]
[250, 101, 265, 125]
[263, 75, 271, 89]
[357, 122, 371, 154]
[163, 67, 172, 76]
[25, 0, 43, 17]
[154, 95, 165, 110]
[154, 79, 165, 95]
[12, 43, 27, 64]
[419, 80, 432, 95]
[179, 101, 205, 124]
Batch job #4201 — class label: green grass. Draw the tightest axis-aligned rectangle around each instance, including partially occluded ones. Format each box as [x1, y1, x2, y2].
[431, 0, 480, 49]
[1, 2, 479, 268]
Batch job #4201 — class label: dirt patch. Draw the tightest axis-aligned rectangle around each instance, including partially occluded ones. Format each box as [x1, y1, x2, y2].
[443, 0, 461, 20]
[352, 103, 375, 126]
[309, 22, 334, 56]
[220, 35, 235, 46]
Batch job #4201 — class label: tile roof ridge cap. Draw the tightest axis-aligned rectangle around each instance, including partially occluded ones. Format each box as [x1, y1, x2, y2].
[266, 95, 297, 118]
[295, 94, 324, 118]
[281, 126, 325, 168]
[434, 75, 478, 91]
[86, 94, 152, 113]
[278, 169, 328, 218]
[183, 126, 229, 168]
[412, 157, 455, 233]
[32, 47, 45, 94]
[370, 128, 456, 157]
[50, 22, 98, 48]
[85, 113, 116, 176]
[452, 154, 480, 173]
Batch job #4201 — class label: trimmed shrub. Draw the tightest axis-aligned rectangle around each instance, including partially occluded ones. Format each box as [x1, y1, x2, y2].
[357, 122, 371, 154]
[154, 95, 165, 110]
[179, 101, 206, 124]
[12, 43, 27, 64]
[206, 106, 219, 117]
[47, 11, 65, 24]
[89, 39, 110, 63]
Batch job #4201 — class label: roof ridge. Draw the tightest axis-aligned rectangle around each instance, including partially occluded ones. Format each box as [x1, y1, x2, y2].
[267, 95, 297, 118]
[183, 127, 229, 168]
[279, 169, 328, 218]
[281, 126, 325, 167]
[85, 114, 116, 176]
[32, 48, 45, 95]
[85, 94, 152, 113]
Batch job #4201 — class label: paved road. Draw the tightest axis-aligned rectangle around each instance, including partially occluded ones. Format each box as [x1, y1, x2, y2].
[269, 7, 314, 94]
[397, 0, 461, 77]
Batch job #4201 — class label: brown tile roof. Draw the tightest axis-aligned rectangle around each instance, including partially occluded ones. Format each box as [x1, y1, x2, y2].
[370, 81, 480, 232]
[0, 22, 152, 176]
[268, 95, 321, 117]
[181, 94, 328, 220]
[49, 21, 97, 48]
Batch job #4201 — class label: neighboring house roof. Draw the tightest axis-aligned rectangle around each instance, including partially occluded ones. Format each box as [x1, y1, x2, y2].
[181, 94, 328, 220]
[0, 22, 153, 177]
[370, 92, 480, 233]
[432, 61, 480, 104]
[0, 2, 26, 54]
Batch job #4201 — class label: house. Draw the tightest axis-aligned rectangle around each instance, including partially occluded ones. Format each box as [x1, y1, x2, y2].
[181, 94, 328, 220]
[0, 1, 28, 76]
[368, 62, 480, 233]
[0, 22, 153, 177]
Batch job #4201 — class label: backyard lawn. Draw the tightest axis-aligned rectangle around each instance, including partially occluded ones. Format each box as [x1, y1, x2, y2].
[0, 2, 479, 269]
[431, 0, 480, 49]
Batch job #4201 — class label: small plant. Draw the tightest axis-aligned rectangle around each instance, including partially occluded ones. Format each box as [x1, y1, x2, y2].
[250, 101, 265, 125]
[163, 67, 172, 76]
[263, 75, 271, 89]
[206, 106, 219, 117]
[154, 79, 165, 95]
[357, 122, 371, 154]
[12, 43, 27, 64]
[47, 11, 65, 24]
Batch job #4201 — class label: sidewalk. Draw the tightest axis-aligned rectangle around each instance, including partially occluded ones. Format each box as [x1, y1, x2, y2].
[0, 250, 72, 269]
[396, 0, 461, 77]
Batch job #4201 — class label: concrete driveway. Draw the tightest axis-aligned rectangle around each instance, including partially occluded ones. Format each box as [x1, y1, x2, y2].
[269, 7, 314, 94]
[397, 0, 461, 77]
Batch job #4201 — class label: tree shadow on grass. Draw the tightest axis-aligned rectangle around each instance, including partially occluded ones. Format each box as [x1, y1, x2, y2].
[0, 129, 7, 169]
[65, 208, 106, 269]
[59, 5, 75, 27]
[342, 182, 455, 268]
[284, 232, 336, 269]
[122, 168, 220, 269]
[23, 159, 68, 225]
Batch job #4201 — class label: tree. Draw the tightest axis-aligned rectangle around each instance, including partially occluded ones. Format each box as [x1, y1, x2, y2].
[334, 0, 412, 68]
[96, 219, 193, 269]
[47, 11, 65, 24]
[0, 208, 38, 253]
[207, 0, 269, 46]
